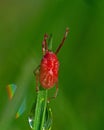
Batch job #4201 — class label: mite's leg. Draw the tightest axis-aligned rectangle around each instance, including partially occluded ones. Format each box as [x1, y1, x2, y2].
[47, 82, 59, 103]
[42, 34, 48, 55]
[54, 82, 58, 98]
[33, 65, 40, 93]
[55, 28, 69, 55]
[47, 34, 52, 50]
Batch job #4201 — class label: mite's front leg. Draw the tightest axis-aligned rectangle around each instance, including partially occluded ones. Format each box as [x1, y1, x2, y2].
[42, 34, 48, 55]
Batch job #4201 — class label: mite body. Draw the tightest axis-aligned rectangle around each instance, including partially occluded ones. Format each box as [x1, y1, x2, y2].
[40, 51, 59, 89]
[34, 28, 69, 99]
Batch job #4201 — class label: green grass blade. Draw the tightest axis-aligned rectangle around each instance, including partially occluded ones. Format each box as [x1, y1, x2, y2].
[33, 90, 48, 130]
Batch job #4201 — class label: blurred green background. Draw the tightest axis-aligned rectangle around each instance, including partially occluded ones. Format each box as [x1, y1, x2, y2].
[0, 0, 104, 130]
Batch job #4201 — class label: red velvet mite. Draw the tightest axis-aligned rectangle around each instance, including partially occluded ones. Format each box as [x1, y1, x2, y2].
[40, 51, 59, 89]
[34, 28, 69, 99]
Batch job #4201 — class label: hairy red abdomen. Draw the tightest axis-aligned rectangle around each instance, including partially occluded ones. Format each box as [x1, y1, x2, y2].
[39, 51, 59, 89]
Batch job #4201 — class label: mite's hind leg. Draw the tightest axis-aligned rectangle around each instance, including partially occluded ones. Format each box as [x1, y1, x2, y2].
[33, 65, 40, 93]
[47, 81, 59, 103]
[54, 82, 58, 98]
